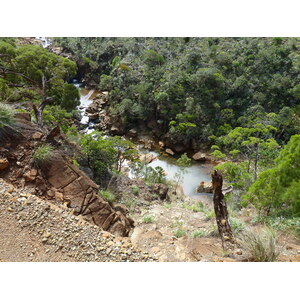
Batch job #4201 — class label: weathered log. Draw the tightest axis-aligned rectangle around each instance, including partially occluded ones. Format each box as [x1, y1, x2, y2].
[212, 170, 234, 249]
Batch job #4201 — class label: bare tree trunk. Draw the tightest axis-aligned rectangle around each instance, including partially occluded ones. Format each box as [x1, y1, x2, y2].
[254, 143, 260, 181]
[32, 97, 53, 128]
[212, 170, 234, 249]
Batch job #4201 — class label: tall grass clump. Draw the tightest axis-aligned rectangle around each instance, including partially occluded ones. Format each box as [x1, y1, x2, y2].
[32, 144, 56, 168]
[0, 103, 15, 128]
[99, 189, 116, 204]
[240, 227, 280, 262]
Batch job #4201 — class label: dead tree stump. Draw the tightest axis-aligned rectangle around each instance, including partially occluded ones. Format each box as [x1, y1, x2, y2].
[212, 170, 234, 249]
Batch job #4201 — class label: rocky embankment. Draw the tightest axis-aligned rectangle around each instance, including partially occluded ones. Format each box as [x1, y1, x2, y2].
[0, 112, 135, 237]
[0, 178, 156, 262]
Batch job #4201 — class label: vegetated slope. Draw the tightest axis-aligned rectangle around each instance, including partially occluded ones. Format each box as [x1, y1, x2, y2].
[54, 37, 300, 150]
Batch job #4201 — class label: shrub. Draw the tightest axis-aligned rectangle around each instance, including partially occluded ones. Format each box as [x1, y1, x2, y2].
[0, 103, 15, 128]
[124, 198, 137, 209]
[182, 201, 204, 212]
[174, 229, 186, 238]
[99, 189, 116, 204]
[240, 227, 280, 262]
[204, 210, 215, 220]
[206, 223, 219, 237]
[211, 150, 226, 160]
[142, 216, 154, 224]
[211, 145, 220, 151]
[229, 217, 245, 234]
[131, 185, 139, 195]
[192, 230, 207, 238]
[32, 144, 56, 168]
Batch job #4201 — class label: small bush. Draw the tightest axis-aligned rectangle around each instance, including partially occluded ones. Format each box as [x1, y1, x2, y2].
[192, 230, 207, 238]
[182, 201, 204, 212]
[131, 185, 139, 196]
[230, 217, 245, 234]
[174, 229, 186, 238]
[142, 216, 154, 224]
[240, 227, 280, 262]
[124, 198, 137, 209]
[32, 144, 55, 168]
[211, 150, 226, 160]
[0, 103, 15, 128]
[204, 210, 215, 220]
[99, 189, 116, 204]
[169, 221, 184, 229]
[206, 223, 219, 237]
[163, 203, 173, 209]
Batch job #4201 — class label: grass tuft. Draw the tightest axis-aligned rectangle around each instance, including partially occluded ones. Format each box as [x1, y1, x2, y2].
[240, 227, 280, 262]
[142, 216, 154, 224]
[32, 144, 56, 168]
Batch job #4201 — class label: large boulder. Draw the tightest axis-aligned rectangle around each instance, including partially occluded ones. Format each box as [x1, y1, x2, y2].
[140, 153, 156, 164]
[88, 112, 99, 121]
[196, 181, 213, 193]
[165, 148, 175, 156]
[86, 102, 99, 114]
[192, 151, 207, 161]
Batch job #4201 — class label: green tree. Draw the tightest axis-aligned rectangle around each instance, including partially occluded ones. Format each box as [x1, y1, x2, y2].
[60, 83, 80, 112]
[244, 134, 300, 216]
[0, 43, 77, 127]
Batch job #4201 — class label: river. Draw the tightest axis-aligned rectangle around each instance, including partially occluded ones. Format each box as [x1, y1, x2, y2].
[77, 85, 213, 200]
[34, 37, 213, 199]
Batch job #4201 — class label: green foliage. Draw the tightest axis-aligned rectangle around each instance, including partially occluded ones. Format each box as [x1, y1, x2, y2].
[142, 216, 154, 224]
[203, 210, 215, 221]
[131, 162, 166, 185]
[174, 229, 186, 238]
[99, 189, 116, 204]
[144, 49, 164, 66]
[215, 161, 252, 189]
[131, 185, 139, 196]
[0, 41, 78, 128]
[240, 227, 280, 262]
[244, 134, 300, 216]
[252, 215, 300, 237]
[0, 103, 15, 128]
[42, 105, 74, 133]
[182, 201, 204, 212]
[54, 37, 300, 149]
[229, 217, 245, 234]
[80, 131, 138, 184]
[191, 230, 207, 238]
[60, 83, 80, 112]
[99, 74, 114, 91]
[80, 131, 117, 184]
[32, 144, 56, 168]
[124, 198, 137, 210]
[211, 145, 220, 151]
[211, 150, 226, 160]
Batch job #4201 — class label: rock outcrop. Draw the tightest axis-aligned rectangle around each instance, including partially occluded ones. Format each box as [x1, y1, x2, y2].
[196, 181, 213, 193]
[0, 112, 135, 237]
[45, 159, 134, 236]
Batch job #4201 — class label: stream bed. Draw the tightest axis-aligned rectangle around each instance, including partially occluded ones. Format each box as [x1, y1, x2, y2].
[77, 85, 213, 200]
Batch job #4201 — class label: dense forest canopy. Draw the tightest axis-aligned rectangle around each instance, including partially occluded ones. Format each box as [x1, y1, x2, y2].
[54, 37, 300, 149]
